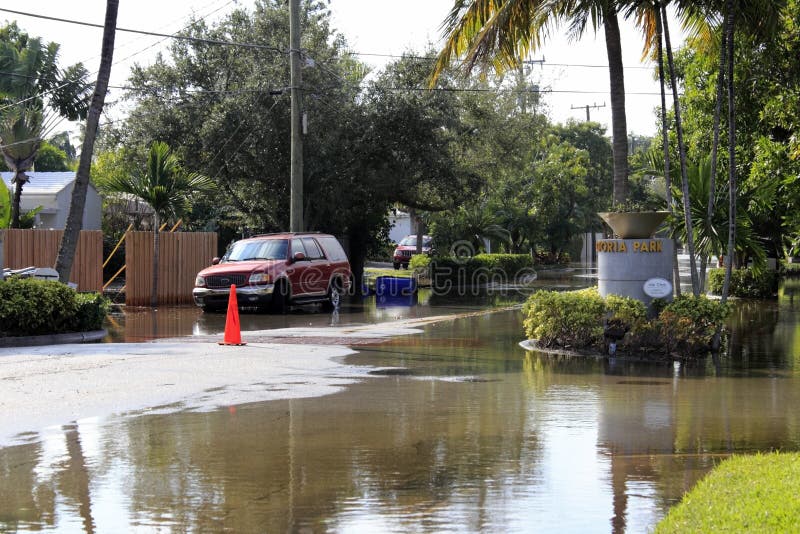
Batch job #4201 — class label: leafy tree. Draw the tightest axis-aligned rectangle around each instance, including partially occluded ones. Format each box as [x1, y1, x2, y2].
[95, 141, 214, 306]
[431, 0, 630, 206]
[32, 142, 70, 171]
[113, 2, 478, 291]
[47, 131, 77, 161]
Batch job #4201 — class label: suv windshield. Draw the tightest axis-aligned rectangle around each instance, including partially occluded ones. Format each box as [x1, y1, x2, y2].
[399, 236, 432, 247]
[223, 239, 288, 262]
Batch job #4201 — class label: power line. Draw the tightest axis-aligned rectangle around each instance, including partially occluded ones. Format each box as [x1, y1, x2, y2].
[0, 7, 284, 53]
[343, 51, 655, 70]
[0, 1, 255, 113]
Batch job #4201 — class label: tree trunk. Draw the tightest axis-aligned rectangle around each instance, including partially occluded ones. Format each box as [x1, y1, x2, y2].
[347, 228, 367, 300]
[54, 0, 119, 283]
[655, 4, 681, 296]
[10, 173, 24, 229]
[152, 214, 160, 308]
[603, 10, 628, 207]
[721, 0, 736, 303]
[663, 4, 700, 295]
[705, 17, 729, 292]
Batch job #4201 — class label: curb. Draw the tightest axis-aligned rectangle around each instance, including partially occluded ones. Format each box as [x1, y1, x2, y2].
[0, 329, 108, 348]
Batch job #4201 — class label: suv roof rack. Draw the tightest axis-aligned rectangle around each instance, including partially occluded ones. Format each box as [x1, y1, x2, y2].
[250, 231, 324, 238]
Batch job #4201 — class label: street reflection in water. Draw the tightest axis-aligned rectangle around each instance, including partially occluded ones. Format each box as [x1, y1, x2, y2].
[2, 276, 800, 532]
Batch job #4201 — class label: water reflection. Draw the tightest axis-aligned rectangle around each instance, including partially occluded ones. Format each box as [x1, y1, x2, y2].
[4, 281, 800, 532]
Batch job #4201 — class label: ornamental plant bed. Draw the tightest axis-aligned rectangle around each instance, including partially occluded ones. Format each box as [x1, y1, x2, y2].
[0, 277, 109, 338]
[522, 288, 730, 359]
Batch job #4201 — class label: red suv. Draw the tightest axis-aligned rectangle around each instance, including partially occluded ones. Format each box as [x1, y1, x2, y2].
[392, 235, 433, 269]
[193, 233, 351, 313]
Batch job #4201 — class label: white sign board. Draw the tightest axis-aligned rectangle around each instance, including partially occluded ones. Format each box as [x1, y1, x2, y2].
[643, 277, 672, 298]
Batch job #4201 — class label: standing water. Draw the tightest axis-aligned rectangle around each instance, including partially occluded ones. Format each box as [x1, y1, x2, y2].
[1, 278, 799, 532]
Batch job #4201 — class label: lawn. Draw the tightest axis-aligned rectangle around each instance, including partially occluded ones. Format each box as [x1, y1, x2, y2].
[655, 452, 800, 533]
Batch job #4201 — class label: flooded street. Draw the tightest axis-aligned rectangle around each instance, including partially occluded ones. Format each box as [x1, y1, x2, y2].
[2, 274, 799, 532]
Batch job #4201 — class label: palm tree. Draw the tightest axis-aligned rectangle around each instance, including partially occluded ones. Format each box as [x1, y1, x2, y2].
[0, 24, 91, 229]
[96, 141, 214, 307]
[636, 1, 682, 294]
[0, 107, 41, 227]
[668, 0, 783, 301]
[55, 0, 118, 284]
[656, 3, 702, 295]
[430, 0, 629, 206]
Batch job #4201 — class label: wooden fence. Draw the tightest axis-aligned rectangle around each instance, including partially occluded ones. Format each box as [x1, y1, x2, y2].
[1, 229, 103, 292]
[125, 231, 217, 306]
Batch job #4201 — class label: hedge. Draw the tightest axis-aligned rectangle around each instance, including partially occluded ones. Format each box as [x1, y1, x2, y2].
[707, 268, 778, 298]
[523, 288, 730, 357]
[0, 278, 109, 337]
[429, 253, 535, 287]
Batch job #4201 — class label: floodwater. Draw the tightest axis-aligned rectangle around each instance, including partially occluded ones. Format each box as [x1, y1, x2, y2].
[103, 269, 592, 342]
[2, 274, 800, 533]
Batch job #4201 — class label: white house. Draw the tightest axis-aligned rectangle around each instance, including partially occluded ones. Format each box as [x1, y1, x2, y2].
[388, 209, 413, 244]
[1, 172, 102, 230]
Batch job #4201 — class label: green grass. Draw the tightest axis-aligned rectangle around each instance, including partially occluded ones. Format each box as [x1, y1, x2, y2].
[655, 452, 800, 533]
[364, 267, 415, 279]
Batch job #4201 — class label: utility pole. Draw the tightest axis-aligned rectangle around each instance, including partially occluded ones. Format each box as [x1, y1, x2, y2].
[570, 102, 606, 122]
[289, 0, 303, 232]
[516, 57, 545, 114]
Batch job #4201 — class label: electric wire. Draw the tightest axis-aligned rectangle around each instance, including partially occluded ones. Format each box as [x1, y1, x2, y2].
[0, 7, 284, 53]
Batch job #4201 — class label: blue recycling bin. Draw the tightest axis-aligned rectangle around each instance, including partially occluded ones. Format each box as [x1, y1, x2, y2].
[374, 276, 417, 297]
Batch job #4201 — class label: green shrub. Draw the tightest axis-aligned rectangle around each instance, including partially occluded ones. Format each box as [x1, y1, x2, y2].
[658, 295, 730, 356]
[473, 253, 533, 274]
[522, 290, 730, 357]
[605, 294, 647, 325]
[707, 268, 778, 298]
[72, 292, 111, 332]
[430, 253, 534, 288]
[0, 278, 108, 337]
[523, 288, 606, 349]
[605, 294, 651, 349]
[409, 253, 431, 274]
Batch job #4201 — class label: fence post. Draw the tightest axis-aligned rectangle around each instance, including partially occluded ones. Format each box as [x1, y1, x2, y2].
[0, 230, 4, 281]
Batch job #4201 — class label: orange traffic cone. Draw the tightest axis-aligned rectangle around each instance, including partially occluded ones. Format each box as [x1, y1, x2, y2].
[219, 284, 246, 346]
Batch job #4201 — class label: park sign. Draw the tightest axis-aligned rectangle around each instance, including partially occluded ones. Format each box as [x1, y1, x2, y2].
[596, 238, 674, 308]
[643, 277, 672, 298]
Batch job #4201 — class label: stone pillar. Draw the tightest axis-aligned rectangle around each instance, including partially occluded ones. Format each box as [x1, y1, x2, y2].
[597, 238, 674, 307]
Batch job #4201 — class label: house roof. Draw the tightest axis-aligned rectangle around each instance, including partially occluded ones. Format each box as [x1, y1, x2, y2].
[1, 172, 95, 196]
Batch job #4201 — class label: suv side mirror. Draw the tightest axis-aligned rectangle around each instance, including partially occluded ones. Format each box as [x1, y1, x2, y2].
[292, 251, 306, 263]
[212, 257, 220, 265]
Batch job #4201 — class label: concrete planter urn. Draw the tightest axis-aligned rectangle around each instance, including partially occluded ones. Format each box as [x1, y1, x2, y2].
[598, 211, 669, 239]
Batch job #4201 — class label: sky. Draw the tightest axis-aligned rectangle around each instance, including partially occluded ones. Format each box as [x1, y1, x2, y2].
[1, 0, 685, 138]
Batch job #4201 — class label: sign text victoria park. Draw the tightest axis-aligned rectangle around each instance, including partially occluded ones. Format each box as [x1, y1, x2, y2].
[595, 240, 664, 253]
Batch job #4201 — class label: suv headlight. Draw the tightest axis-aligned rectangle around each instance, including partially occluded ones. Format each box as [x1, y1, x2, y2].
[249, 272, 271, 284]
[195, 275, 206, 287]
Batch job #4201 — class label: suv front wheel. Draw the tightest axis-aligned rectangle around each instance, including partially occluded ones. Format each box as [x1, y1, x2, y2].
[322, 280, 342, 311]
[270, 280, 290, 313]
